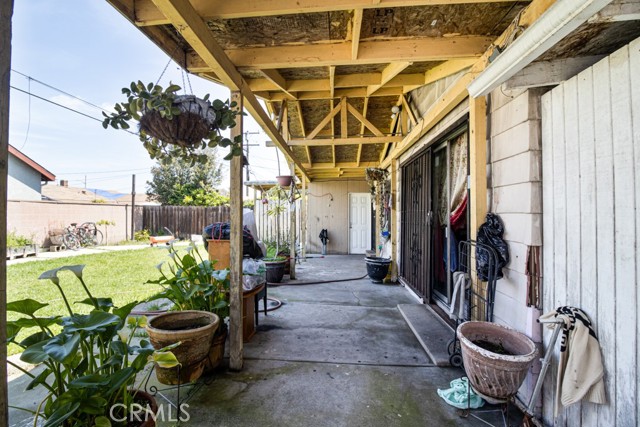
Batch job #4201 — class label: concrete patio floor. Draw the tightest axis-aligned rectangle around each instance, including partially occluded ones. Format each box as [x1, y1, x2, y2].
[7, 255, 523, 427]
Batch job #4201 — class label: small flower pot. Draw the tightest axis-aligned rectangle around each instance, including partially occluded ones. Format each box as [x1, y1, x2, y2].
[276, 175, 293, 187]
[365, 256, 391, 283]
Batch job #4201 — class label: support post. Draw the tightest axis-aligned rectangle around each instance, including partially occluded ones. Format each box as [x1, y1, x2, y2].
[469, 96, 488, 239]
[301, 175, 307, 261]
[0, 1, 12, 423]
[390, 160, 398, 279]
[229, 91, 244, 370]
[289, 162, 296, 279]
[131, 174, 136, 240]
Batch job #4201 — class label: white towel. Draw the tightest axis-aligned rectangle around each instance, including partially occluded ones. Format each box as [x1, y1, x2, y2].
[449, 272, 469, 320]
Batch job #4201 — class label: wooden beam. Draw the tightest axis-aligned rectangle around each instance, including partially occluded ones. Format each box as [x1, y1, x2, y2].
[390, 159, 398, 279]
[346, 101, 383, 137]
[295, 100, 306, 138]
[268, 86, 403, 101]
[351, 9, 363, 60]
[290, 135, 402, 146]
[187, 37, 491, 70]
[276, 100, 286, 133]
[329, 66, 336, 99]
[360, 96, 370, 136]
[340, 97, 348, 138]
[306, 146, 312, 166]
[136, 0, 519, 25]
[247, 73, 426, 92]
[301, 175, 307, 260]
[282, 101, 290, 141]
[401, 95, 417, 126]
[380, 71, 475, 168]
[356, 144, 363, 166]
[330, 100, 336, 165]
[260, 69, 296, 99]
[424, 58, 476, 85]
[302, 161, 379, 169]
[469, 96, 487, 240]
[151, 0, 309, 180]
[368, 61, 412, 96]
[289, 161, 296, 279]
[229, 91, 244, 370]
[307, 101, 342, 140]
[0, 0, 12, 422]
[504, 56, 605, 90]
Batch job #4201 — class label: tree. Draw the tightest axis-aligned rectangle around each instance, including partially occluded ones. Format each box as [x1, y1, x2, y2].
[146, 149, 227, 206]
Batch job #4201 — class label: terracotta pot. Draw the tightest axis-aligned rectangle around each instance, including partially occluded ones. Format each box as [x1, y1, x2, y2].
[131, 390, 158, 427]
[205, 326, 228, 372]
[276, 175, 293, 187]
[457, 321, 537, 404]
[146, 311, 219, 385]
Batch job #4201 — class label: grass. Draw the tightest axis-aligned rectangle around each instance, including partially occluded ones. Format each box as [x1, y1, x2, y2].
[6, 247, 174, 356]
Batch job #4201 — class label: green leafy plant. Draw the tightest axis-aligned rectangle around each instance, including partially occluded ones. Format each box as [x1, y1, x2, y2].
[97, 220, 116, 245]
[102, 81, 244, 164]
[6, 265, 179, 427]
[7, 231, 34, 248]
[133, 229, 150, 242]
[147, 243, 230, 331]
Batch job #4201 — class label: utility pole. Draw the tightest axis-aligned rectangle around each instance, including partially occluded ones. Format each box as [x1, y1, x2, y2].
[243, 130, 259, 197]
[131, 174, 136, 241]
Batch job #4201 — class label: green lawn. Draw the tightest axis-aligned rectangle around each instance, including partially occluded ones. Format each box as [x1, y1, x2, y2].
[7, 247, 174, 356]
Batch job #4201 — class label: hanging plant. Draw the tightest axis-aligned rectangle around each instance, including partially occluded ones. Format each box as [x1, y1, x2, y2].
[102, 81, 244, 164]
[365, 167, 389, 195]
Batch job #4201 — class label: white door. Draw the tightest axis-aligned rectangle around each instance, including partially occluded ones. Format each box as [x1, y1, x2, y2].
[349, 193, 371, 254]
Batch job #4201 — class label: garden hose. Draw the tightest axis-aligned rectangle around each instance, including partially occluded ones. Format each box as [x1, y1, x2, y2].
[267, 273, 368, 287]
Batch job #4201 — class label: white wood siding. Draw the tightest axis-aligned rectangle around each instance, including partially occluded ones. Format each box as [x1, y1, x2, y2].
[541, 37, 639, 427]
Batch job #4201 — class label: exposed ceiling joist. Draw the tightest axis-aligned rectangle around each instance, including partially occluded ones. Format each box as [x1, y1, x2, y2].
[187, 38, 491, 70]
[307, 102, 342, 140]
[346, 102, 383, 136]
[424, 58, 477, 85]
[289, 136, 403, 146]
[135, 0, 519, 25]
[268, 86, 403, 101]
[246, 73, 426, 93]
[329, 66, 336, 99]
[302, 161, 379, 169]
[367, 61, 412, 96]
[351, 9, 364, 60]
[295, 100, 307, 138]
[150, 0, 309, 180]
[260, 69, 296, 100]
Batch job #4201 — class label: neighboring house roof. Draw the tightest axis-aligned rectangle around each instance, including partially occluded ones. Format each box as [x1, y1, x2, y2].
[115, 193, 160, 206]
[41, 184, 104, 203]
[9, 145, 55, 181]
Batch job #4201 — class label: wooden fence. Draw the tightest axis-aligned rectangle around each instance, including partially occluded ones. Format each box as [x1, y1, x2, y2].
[254, 199, 301, 245]
[142, 205, 231, 239]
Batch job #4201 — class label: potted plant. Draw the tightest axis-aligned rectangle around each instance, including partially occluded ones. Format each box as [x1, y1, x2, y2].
[146, 242, 230, 376]
[6, 265, 180, 427]
[102, 81, 244, 165]
[276, 175, 294, 187]
[7, 231, 38, 259]
[263, 243, 287, 283]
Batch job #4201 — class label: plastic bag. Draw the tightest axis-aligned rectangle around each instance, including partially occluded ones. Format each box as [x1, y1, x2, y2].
[437, 377, 485, 409]
[476, 213, 510, 281]
[242, 258, 266, 291]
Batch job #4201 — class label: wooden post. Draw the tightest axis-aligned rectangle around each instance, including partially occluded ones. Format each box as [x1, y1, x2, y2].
[131, 174, 136, 240]
[390, 160, 398, 279]
[289, 162, 296, 279]
[0, 1, 12, 424]
[229, 91, 244, 370]
[301, 175, 307, 261]
[469, 96, 488, 239]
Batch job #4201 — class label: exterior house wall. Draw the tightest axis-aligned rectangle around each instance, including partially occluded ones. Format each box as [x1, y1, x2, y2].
[8, 200, 143, 246]
[541, 37, 640, 427]
[8, 154, 42, 201]
[306, 180, 369, 254]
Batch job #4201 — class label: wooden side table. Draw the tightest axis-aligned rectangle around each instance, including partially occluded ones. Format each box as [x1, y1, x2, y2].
[242, 283, 265, 342]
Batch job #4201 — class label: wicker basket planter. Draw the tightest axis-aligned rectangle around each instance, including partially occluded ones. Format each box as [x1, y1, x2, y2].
[457, 321, 537, 404]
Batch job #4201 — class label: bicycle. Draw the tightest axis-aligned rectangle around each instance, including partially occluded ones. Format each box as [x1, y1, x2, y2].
[63, 222, 104, 250]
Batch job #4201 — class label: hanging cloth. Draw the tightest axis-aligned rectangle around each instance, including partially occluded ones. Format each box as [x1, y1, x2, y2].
[449, 271, 469, 320]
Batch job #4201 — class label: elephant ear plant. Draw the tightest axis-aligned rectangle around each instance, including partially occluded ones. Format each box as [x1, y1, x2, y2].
[147, 242, 230, 332]
[6, 265, 180, 427]
[102, 81, 245, 165]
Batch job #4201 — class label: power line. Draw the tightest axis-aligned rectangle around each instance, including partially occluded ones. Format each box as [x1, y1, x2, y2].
[59, 167, 150, 175]
[9, 85, 139, 137]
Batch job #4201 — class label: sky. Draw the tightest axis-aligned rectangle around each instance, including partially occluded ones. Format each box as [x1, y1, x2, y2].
[8, 0, 284, 194]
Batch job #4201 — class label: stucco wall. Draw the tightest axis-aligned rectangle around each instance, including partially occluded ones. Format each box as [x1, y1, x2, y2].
[306, 180, 370, 254]
[8, 154, 42, 201]
[8, 200, 144, 246]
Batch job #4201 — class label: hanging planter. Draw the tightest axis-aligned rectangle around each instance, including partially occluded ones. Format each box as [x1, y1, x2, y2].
[102, 81, 244, 164]
[276, 175, 294, 187]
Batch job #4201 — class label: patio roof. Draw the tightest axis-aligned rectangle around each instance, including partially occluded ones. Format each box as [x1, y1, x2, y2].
[104, 1, 639, 182]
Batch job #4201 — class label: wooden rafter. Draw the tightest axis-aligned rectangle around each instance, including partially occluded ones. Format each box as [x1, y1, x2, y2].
[268, 86, 402, 101]
[307, 101, 341, 140]
[150, 0, 309, 180]
[329, 66, 336, 99]
[423, 58, 476, 85]
[302, 161, 379, 169]
[367, 61, 412, 96]
[290, 136, 402, 146]
[356, 144, 363, 166]
[295, 100, 306, 138]
[260, 69, 296, 99]
[187, 37, 492, 70]
[340, 97, 348, 138]
[247, 73, 426, 92]
[401, 95, 417, 126]
[306, 146, 312, 166]
[346, 101, 382, 136]
[135, 0, 519, 25]
[351, 9, 363, 60]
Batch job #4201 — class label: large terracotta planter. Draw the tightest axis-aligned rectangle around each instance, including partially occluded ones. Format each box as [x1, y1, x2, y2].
[205, 326, 228, 372]
[146, 311, 219, 385]
[457, 321, 537, 404]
